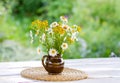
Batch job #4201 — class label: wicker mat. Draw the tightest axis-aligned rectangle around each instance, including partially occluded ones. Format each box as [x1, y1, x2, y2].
[21, 67, 88, 81]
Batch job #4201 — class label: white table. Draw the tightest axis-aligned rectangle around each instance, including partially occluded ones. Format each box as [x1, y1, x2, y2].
[0, 58, 120, 83]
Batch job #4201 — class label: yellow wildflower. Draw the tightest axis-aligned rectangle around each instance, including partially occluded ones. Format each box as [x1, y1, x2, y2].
[31, 20, 48, 30]
[77, 26, 82, 32]
[53, 25, 65, 35]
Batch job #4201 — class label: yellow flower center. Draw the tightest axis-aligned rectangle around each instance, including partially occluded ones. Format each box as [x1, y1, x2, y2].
[63, 26, 68, 30]
[52, 50, 55, 54]
[72, 29, 75, 33]
[38, 49, 40, 53]
[63, 44, 66, 47]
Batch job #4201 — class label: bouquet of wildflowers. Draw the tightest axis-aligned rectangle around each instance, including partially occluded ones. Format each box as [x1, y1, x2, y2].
[30, 16, 81, 57]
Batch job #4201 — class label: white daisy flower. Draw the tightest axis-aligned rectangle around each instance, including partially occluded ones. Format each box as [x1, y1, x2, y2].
[61, 43, 68, 50]
[37, 47, 41, 55]
[60, 16, 68, 23]
[41, 33, 46, 41]
[49, 48, 57, 57]
[50, 22, 59, 28]
[47, 28, 53, 34]
[62, 25, 70, 31]
[30, 39, 33, 44]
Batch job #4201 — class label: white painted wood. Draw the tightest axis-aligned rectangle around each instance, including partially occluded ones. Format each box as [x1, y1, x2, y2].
[0, 58, 120, 83]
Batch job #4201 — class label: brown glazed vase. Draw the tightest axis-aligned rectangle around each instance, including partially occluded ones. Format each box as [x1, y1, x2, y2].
[42, 54, 64, 75]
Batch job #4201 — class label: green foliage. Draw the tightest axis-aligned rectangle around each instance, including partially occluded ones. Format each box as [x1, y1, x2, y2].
[69, 0, 120, 58]
[11, 0, 74, 21]
[12, 0, 44, 16]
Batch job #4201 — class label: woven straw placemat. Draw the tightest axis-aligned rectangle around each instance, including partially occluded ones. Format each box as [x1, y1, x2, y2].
[21, 67, 88, 81]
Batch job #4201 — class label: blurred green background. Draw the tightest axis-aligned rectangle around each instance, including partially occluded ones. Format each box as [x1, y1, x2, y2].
[0, 0, 120, 61]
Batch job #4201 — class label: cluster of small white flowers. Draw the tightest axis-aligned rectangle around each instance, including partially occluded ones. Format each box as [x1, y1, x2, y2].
[41, 33, 46, 41]
[30, 30, 34, 44]
[71, 32, 78, 41]
[69, 26, 79, 41]
[72, 25, 80, 33]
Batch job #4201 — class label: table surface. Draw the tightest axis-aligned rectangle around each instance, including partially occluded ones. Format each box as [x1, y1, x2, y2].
[0, 58, 120, 83]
